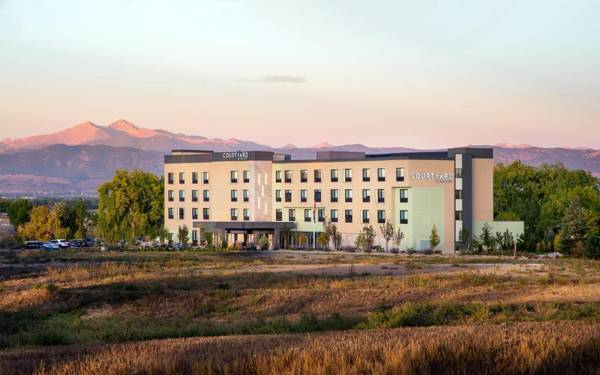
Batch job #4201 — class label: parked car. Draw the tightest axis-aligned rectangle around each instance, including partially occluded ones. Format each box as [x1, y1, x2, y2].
[42, 242, 60, 250]
[24, 241, 43, 249]
[69, 240, 83, 248]
[49, 239, 70, 248]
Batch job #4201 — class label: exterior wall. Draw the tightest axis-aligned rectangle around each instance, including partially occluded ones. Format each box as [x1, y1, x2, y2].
[163, 148, 502, 254]
[472, 158, 494, 222]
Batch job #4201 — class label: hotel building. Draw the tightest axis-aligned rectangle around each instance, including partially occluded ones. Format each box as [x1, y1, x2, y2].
[163, 147, 523, 253]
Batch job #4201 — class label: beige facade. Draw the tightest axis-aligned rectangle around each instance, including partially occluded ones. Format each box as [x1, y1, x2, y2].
[164, 148, 506, 253]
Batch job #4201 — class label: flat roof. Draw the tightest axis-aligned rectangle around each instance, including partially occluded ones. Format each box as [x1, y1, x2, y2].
[165, 147, 493, 164]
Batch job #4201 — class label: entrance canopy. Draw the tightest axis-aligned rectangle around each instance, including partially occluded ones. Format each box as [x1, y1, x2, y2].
[193, 221, 296, 232]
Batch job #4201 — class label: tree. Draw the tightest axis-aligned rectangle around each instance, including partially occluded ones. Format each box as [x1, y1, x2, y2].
[393, 227, 405, 251]
[258, 234, 269, 250]
[458, 228, 470, 251]
[178, 224, 189, 245]
[480, 223, 493, 251]
[558, 198, 590, 254]
[297, 233, 308, 248]
[7, 199, 33, 228]
[584, 218, 600, 259]
[501, 229, 515, 253]
[379, 220, 394, 252]
[355, 225, 376, 252]
[96, 170, 164, 244]
[317, 232, 329, 250]
[324, 219, 341, 250]
[429, 224, 440, 251]
[17, 205, 68, 241]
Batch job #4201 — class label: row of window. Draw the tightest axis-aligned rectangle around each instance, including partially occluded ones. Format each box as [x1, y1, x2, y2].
[167, 172, 211, 185]
[168, 207, 211, 220]
[275, 208, 409, 224]
[275, 167, 405, 183]
[167, 189, 212, 202]
[275, 188, 409, 203]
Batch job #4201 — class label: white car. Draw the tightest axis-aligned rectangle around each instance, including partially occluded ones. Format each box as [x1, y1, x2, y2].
[49, 239, 70, 248]
[42, 242, 60, 250]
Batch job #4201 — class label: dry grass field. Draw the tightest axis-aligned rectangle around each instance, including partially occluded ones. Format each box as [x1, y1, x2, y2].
[1, 249, 600, 374]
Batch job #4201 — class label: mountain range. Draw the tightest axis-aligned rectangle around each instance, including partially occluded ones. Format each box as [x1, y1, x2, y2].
[1, 120, 598, 195]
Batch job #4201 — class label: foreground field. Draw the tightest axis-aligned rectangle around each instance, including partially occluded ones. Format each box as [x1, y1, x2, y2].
[1, 249, 600, 373]
[2, 322, 599, 374]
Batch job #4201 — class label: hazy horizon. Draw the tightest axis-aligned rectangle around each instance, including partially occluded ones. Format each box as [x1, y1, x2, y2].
[1, 1, 599, 149]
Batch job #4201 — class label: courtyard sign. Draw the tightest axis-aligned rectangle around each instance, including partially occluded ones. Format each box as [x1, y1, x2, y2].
[410, 171, 454, 183]
[222, 151, 249, 160]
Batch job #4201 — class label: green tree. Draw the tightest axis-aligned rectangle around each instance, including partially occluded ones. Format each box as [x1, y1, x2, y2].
[480, 223, 493, 251]
[379, 220, 394, 252]
[458, 228, 470, 251]
[17, 205, 68, 241]
[7, 199, 33, 228]
[558, 198, 590, 254]
[178, 224, 189, 245]
[258, 234, 269, 250]
[356, 225, 376, 252]
[584, 218, 600, 259]
[429, 224, 440, 251]
[96, 170, 164, 244]
[324, 219, 341, 250]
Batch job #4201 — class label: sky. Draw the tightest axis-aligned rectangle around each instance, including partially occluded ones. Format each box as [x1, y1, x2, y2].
[0, 0, 599, 149]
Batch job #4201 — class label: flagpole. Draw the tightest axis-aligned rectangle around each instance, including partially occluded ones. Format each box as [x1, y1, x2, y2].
[312, 201, 316, 249]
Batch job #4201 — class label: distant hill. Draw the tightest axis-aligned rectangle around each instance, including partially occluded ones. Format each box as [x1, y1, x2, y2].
[0, 120, 598, 195]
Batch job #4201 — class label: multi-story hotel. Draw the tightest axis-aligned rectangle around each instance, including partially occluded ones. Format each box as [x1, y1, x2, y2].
[163, 147, 523, 253]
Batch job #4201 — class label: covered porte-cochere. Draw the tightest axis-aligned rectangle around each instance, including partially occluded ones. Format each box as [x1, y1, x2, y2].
[192, 221, 296, 249]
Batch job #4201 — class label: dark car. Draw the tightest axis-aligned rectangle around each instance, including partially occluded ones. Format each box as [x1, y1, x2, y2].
[24, 241, 43, 249]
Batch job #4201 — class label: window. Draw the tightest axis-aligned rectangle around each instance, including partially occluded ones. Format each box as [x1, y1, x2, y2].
[300, 189, 307, 202]
[345, 209, 353, 223]
[285, 189, 292, 202]
[300, 170, 308, 183]
[345, 189, 353, 202]
[331, 209, 338, 222]
[275, 190, 282, 202]
[231, 189, 238, 202]
[275, 170, 282, 183]
[179, 207, 185, 220]
[314, 189, 322, 202]
[179, 190, 185, 202]
[192, 190, 198, 202]
[362, 168, 370, 182]
[203, 190, 210, 202]
[377, 210, 385, 224]
[400, 189, 408, 203]
[192, 208, 198, 220]
[168, 208, 174, 219]
[314, 169, 322, 182]
[203, 208, 210, 220]
[304, 209, 312, 222]
[377, 189, 385, 203]
[167, 173, 174, 184]
[168, 190, 174, 202]
[243, 208, 250, 221]
[377, 168, 386, 182]
[455, 168, 463, 178]
[243, 170, 250, 183]
[400, 210, 408, 224]
[455, 190, 463, 199]
[331, 169, 339, 182]
[203, 172, 209, 184]
[318, 208, 325, 222]
[344, 168, 352, 182]
[455, 210, 463, 220]
[243, 189, 249, 202]
[231, 208, 238, 221]
[362, 189, 370, 203]
[230, 170, 238, 183]
[275, 209, 282, 221]
[178, 172, 185, 184]
[284, 170, 292, 183]
[362, 209, 370, 223]
[396, 167, 405, 182]
[288, 209, 296, 222]
[192, 230, 198, 243]
[192, 172, 198, 184]
[330, 189, 339, 202]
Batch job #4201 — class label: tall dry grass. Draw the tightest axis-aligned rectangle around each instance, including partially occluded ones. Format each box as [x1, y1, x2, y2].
[1, 321, 599, 375]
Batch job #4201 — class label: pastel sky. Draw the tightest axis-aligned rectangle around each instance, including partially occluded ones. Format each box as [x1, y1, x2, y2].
[0, 0, 599, 149]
